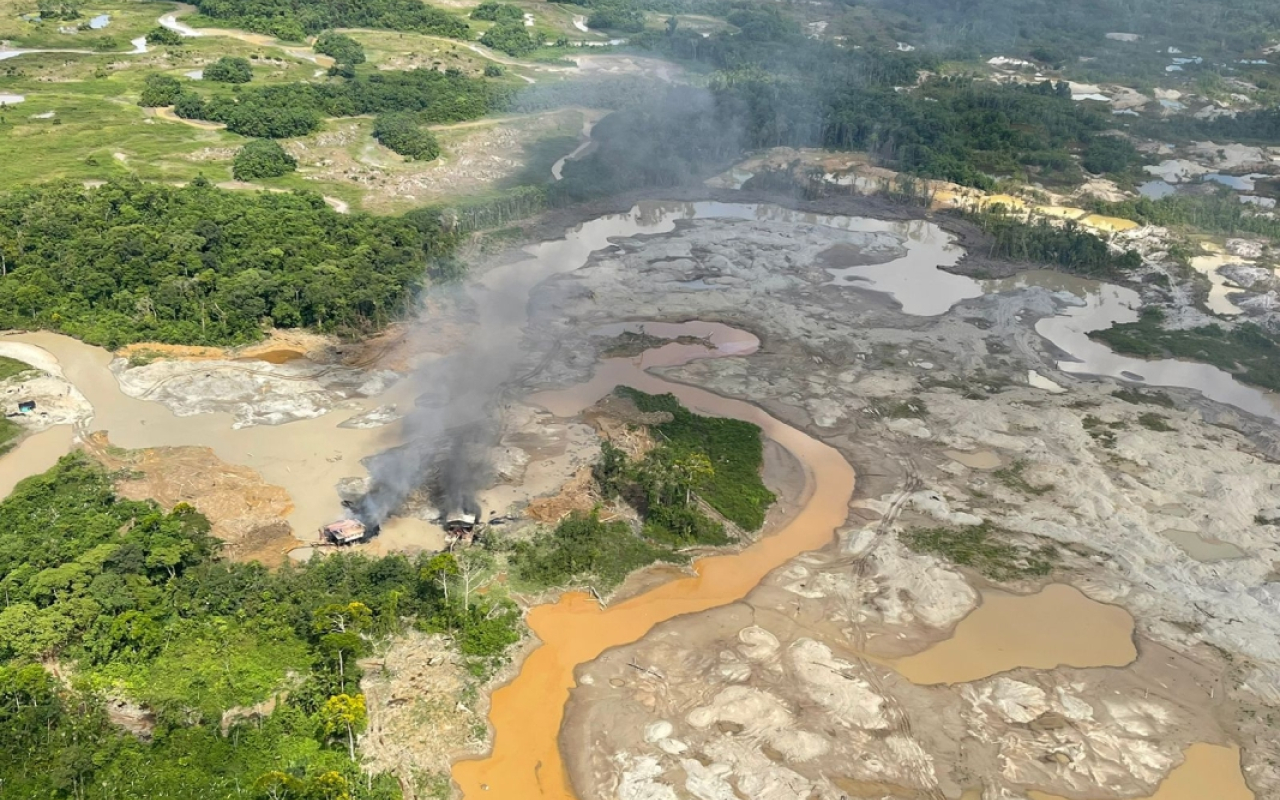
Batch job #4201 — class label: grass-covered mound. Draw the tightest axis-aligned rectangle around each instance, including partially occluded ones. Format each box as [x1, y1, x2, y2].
[511, 388, 778, 592]
[618, 387, 776, 532]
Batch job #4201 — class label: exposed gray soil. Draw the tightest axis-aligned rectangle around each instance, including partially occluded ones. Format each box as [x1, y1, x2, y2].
[510, 209, 1280, 799]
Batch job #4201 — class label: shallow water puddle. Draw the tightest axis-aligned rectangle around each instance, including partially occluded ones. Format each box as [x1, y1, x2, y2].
[892, 584, 1136, 685]
[944, 449, 1002, 469]
[987, 271, 1280, 421]
[1160, 526, 1247, 562]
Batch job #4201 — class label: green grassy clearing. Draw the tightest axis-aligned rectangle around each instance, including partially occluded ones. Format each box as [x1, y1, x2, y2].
[902, 522, 1057, 581]
[0, 356, 34, 382]
[0, 357, 34, 453]
[0, 38, 344, 185]
[0, 417, 22, 455]
[0, 0, 173, 49]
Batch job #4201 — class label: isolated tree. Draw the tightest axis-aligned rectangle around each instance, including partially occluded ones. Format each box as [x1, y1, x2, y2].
[671, 452, 714, 505]
[453, 548, 495, 607]
[319, 693, 367, 762]
[312, 602, 371, 689]
[422, 552, 459, 602]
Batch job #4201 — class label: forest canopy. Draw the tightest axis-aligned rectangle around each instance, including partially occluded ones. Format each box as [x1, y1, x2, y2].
[0, 454, 520, 800]
[189, 0, 470, 41]
[0, 179, 457, 347]
[169, 68, 500, 138]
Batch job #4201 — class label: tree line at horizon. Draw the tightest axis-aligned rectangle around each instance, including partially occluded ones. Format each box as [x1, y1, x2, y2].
[139, 67, 502, 139]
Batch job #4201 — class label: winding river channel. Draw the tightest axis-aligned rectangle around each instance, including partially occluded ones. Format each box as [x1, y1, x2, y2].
[0, 201, 1263, 798]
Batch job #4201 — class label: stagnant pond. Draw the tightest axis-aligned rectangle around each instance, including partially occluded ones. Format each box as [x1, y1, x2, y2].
[0, 201, 1261, 799]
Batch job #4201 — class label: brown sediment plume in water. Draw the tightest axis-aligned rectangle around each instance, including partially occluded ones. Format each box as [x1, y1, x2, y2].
[451, 322, 857, 800]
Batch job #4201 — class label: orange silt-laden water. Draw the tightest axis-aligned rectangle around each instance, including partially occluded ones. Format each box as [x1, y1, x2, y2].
[452, 331, 857, 800]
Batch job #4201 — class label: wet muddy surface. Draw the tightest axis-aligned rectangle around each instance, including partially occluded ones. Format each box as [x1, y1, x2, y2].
[892, 584, 1137, 684]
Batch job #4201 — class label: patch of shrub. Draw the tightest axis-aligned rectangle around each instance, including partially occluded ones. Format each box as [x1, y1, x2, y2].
[145, 26, 186, 46]
[1137, 412, 1175, 432]
[471, 1, 523, 23]
[372, 111, 440, 160]
[204, 56, 253, 84]
[138, 74, 183, 107]
[480, 21, 540, 56]
[902, 522, 1056, 581]
[511, 509, 683, 591]
[232, 138, 297, 180]
[993, 459, 1054, 495]
[314, 31, 365, 65]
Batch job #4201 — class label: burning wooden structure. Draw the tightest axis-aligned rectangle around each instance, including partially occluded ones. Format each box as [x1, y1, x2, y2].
[320, 518, 372, 546]
[443, 509, 480, 547]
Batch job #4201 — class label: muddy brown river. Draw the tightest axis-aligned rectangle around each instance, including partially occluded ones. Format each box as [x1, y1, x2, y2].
[0, 202, 1257, 798]
[454, 321, 858, 800]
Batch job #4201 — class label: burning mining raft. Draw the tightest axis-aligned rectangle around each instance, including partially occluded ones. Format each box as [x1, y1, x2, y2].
[320, 506, 482, 549]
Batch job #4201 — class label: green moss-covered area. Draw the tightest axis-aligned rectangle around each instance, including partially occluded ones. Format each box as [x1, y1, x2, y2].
[0, 418, 21, 455]
[0, 356, 33, 453]
[618, 387, 776, 532]
[1091, 307, 1280, 392]
[0, 453, 521, 799]
[510, 508, 686, 592]
[0, 356, 33, 382]
[902, 522, 1057, 581]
